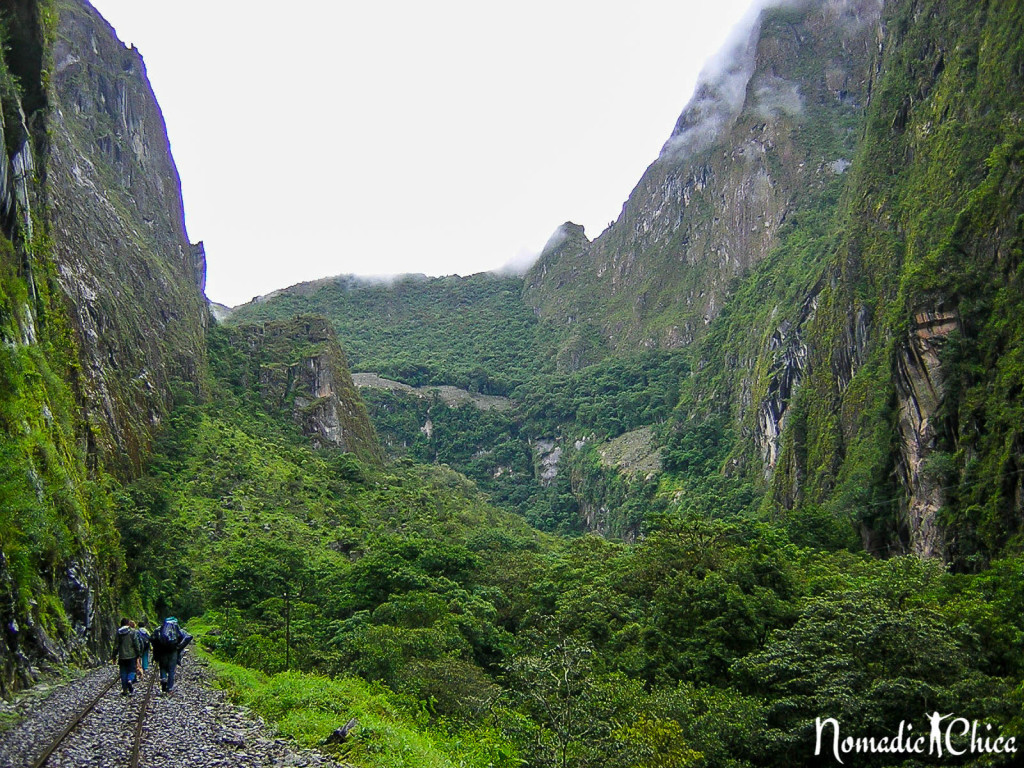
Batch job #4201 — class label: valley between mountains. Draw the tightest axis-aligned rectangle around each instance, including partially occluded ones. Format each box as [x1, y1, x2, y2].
[2, 0, 1024, 766]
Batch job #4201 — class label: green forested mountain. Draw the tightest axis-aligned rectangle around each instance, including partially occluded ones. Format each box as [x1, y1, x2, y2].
[2, 0, 1024, 765]
[233, 273, 544, 395]
[230, 272, 692, 533]
[233, 0, 1024, 571]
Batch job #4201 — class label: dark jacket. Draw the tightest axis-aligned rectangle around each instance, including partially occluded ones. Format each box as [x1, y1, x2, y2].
[112, 626, 141, 661]
[152, 620, 192, 659]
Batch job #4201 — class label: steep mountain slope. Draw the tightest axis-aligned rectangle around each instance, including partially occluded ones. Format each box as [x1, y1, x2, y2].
[515, 0, 1024, 565]
[227, 274, 562, 524]
[649, 0, 1024, 565]
[48, 0, 209, 472]
[765, 0, 1024, 563]
[524, 0, 882, 363]
[0, 0, 209, 692]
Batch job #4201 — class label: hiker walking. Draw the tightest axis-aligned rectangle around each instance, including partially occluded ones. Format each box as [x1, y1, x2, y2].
[151, 616, 192, 693]
[136, 620, 152, 679]
[128, 620, 140, 684]
[111, 617, 141, 695]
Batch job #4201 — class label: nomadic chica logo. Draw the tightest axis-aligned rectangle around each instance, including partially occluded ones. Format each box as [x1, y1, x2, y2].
[815, 713, 1018, 763]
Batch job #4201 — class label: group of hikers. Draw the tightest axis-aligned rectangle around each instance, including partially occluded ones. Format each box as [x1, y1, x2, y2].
[111, 616, 192, 696]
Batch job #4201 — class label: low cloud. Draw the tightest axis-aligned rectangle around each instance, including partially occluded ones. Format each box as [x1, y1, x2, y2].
[659, 3, 766, 159]
[494, 247, 544, 276]
[753, 75, 804, 118]
[493, 223, 583, 276]
[540, 224, 574, 255]
[659, 0, 855, 159]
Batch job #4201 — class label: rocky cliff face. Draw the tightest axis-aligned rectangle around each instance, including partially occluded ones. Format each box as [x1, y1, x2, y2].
[525, 0, 883, 365]
[893, 309, 958, 559]
[520, 0, 894, 539]
[0, 0, 209, 693]
[48, 0, 209, 474]
[231, 316, 383, 465]
[652, 0, 1024, 563]
[754, 292, 817, 478]
[765, 0, 1024, 561]
[528, 0, 1024, 563]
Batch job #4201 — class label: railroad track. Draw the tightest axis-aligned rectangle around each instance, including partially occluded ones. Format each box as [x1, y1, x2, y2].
[28, 670, 158, 768]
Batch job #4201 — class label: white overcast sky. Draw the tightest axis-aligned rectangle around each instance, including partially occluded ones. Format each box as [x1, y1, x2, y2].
[87, 1, 757, 307]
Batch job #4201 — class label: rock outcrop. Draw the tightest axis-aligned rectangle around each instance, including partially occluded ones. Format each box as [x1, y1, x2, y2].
[894, 309, 959, 558]
[232, 316, 383, 465]
[755, 293, 817, 477]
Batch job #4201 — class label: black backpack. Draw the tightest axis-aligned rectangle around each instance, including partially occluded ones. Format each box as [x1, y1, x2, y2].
[155, 621, 181, 650]
[137, 627, 151, 653]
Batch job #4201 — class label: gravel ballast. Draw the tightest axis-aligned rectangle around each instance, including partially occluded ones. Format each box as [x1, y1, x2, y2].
[0, 659, 345, 767]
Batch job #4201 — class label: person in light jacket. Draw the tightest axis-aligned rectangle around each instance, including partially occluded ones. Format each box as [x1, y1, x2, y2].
[110, 617, 141, 695]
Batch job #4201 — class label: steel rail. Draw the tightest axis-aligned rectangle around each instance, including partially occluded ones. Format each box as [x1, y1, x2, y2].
[128, 671, 158, 768]
[29, 671, 118, 768]
[31, 665, 158, 768]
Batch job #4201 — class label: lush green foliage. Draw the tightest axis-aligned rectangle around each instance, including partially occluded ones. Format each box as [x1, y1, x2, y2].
[0, 230, 124, 673]
[514, 351, 688, 439]
[204, 651, 520, 768]
[228, 273, 543, 396]
[359, 351, 687, 528]
[122, 317, 1022, 764]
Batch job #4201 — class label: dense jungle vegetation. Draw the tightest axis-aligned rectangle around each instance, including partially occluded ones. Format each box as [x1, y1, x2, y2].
[207, 0, 1024, 761]
[109, 322, 1024, 767]
[230, 275, 693, 534]
[233, 274, 543, 396]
